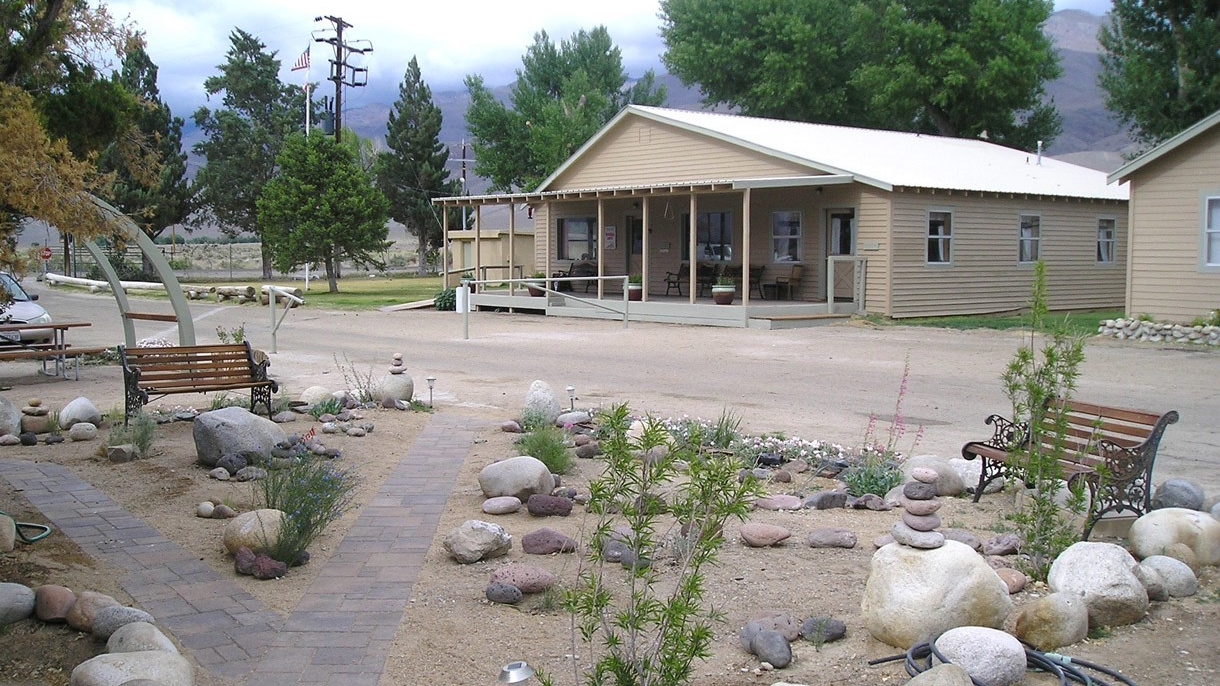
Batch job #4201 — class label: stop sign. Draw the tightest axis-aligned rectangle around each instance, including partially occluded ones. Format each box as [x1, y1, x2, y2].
[39, 247, 52, 261]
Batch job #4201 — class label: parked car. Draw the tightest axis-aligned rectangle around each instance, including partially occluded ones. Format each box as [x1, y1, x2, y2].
[0, 273, 52, 345]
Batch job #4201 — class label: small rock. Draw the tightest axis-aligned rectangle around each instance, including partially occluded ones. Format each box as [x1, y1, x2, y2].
[107, 444, 138, 462]
[0, 434, 20, 446]
[901, 512, 941, 532]
[33, 585, 75, 623]
[755, 494, 803, 511]
[196, 502, 215, 518]
[983, 533, 1022, 556]
[806, 528, 857, 549]
[995, 568, 1027, 594]
[67, 422, 98, 441]
[271, 411, 297, 423]
[574, 442, 600, 459]
[890, 522, 945, 549]
[910, 466, 939, 484]
[851, 493, 891, 510]
[902, 481, 937, 500]
[501, 420, 523, 433]
[485, 582, 523, 605]
[526, 494, 573, 517]
[43, 434, 65, 445]
[521, 527, 578, 555]
[803, 490, 848, 510]
[252, 554, 288, 579]
[900, 495, 942, 516]
[740, 522, 791, 547]
[91, 606, 155, 640]
[799, 616, 847, 644]
[65, 591, 119, 632]
[941, 529, 982, 552]
[489, 563, 557, 593]
[345, 427, 367, 437]
[211, 504, 237, 519]
[773, 470, 792, 483]
[208, 467, 230, 480]
[482, 496, 522, 515]
[750, 630, 792, 668]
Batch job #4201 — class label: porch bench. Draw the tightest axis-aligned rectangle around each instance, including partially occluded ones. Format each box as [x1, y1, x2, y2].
[119, 342, 278, 422]
[961, 398, 1178, 539]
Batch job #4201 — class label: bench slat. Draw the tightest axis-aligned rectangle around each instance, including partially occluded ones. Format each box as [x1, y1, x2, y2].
[1053, 399, 1163, 427]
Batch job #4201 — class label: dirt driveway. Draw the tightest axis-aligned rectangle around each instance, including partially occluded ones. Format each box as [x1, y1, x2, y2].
[10, 280, 1218, 496]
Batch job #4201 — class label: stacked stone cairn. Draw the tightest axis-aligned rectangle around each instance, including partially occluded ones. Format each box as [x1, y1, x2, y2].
[892, 466, 944, 549]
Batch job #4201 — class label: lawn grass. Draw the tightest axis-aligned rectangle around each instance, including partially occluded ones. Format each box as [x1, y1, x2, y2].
[259, 275, 445, 310]
[877, 309, 1123, 337]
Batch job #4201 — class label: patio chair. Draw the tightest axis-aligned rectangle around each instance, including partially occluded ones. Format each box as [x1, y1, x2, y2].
[664, 263, 688, 296]
[696, 263, 718, 297]
[776, 264, 803, 300]
[749, 264, 765, 300]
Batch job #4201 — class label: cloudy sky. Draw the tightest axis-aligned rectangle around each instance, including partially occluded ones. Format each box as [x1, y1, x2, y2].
[106, 0, 1115, 119]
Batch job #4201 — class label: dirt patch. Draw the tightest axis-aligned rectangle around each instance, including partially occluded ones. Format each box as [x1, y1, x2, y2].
[1, 391, 1218, 686]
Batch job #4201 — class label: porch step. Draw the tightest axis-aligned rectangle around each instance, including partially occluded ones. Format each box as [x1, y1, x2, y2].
[747, 313, 852, 330]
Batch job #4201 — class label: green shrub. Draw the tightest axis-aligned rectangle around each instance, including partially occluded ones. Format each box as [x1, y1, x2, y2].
[515, 426, 572, 474]
[309, 397, 343, 418]
[257, 456, 359, 565]
[519, 408, 553, 432]
[841, 448, 904, 497]
[661, 409, 741, 450]
[106, 413, 156, 458]
[434, 288, 456, 311]
[544, 405, 762, 686]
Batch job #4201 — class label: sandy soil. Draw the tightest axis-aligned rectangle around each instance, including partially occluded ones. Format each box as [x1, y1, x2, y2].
[1, 370, 1218, 686]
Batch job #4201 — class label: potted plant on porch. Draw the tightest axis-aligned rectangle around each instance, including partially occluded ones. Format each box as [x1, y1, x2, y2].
[526, 271, 547, 297]
[711, 276, 736, 305]
[627, 274, 643, 301]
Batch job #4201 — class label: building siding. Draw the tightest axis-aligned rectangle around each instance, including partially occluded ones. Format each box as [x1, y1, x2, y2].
[551, 118, 813, 190]
[1125, 127, 1220, 321]
[886, 189, 1126, 317]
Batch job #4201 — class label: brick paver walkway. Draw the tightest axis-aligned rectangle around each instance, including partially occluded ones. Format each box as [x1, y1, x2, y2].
[0, 413, 475, 685]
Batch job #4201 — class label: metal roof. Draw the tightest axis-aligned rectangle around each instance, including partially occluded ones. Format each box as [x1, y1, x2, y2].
[537, 105, 1127, 201]
[1108, 109, 1220, 184]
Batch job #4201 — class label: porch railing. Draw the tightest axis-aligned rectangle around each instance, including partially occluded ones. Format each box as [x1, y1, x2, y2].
[458, 275, 631, 340]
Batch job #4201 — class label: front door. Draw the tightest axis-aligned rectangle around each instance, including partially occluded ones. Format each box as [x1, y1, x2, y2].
[828, 209, 856, 302]
[624, 215, 643, 275]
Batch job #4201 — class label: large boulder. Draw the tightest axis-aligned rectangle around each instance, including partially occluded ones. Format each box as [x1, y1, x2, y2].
[1151, 479, 1206, 511]
[222, 509, 285, 555]
[860, 540, 1011, 649]
[521, 380, 562, 428]
[59, 397, 102, 428]
[1128, 508, 1220, 566]
[934, 626, 1026, 686]
[298, 386, 333, 406]
[65, 591, 119, 633]
[1013, 592, 1089, 650]
[1048, 541, 1148, 628]
[0, 582, 35, 627]
[901, 455, 966, 496]
[375, 373, 414, 402]
[107, 621, 179, 654]
[193, 406, 286, 468]
[1135, 555, 1198, 599]
[70, 650, 193, 686]
[443, 520, 512, 564]
[477, 455, 554, 501]
[0, 396, 21, 436]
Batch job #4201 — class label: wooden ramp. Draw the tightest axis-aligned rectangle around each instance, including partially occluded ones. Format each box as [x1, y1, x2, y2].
[379, 299, 435, 313]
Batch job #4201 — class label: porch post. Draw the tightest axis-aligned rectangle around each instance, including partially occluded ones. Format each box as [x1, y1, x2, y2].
[641, 197, 650, 302]
[597, 198, 605, 299]
[474, 205, 482, 283]
[544, 201, 552, 291]
[442, 205, 450, 289]
[508, 202, 516, 294]
[688, 192, 698, 304]
[741, 187, 752, 304]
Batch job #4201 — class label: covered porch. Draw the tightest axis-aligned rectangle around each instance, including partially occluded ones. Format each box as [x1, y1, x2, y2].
[436, 175, 870, 327]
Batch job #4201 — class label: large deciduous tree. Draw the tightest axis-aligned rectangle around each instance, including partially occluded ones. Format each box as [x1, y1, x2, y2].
[0, 0, 150, 274]
[1099, 0, 1220, 148]
[257, 133, 390, 293]
[660, 0, 1062, 150]
[192, 28, 300, 278]
[376, 57, 458, 275]
[465, 26, 666, 192]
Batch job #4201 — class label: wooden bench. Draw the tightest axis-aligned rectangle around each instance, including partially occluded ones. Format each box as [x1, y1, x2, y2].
[961, 399, 1179, 539]
[119, 342, 278, 422]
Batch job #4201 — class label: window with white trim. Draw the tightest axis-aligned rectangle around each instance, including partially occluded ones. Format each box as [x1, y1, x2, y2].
[1207, 197, 1220, 266]
[771, 211, 801, 262]
[1019, 214, 1040, 263]
[927, 211, 952, 263]
[1097, 218, 1116, 263]
[557, 217, 597, 260]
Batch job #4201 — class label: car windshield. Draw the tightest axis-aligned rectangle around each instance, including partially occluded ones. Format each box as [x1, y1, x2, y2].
[0, 274, 31, 302]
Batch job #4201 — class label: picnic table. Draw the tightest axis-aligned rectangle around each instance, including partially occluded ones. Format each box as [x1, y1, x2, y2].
[0, 322, 104, 380]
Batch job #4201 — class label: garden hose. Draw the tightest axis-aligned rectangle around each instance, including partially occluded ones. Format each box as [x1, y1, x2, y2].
[0, 510, 52, 543]
[868, 640, 1139, 686]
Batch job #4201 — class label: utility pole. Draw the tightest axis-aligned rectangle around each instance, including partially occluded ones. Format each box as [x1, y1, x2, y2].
[314, 15, 371, 144]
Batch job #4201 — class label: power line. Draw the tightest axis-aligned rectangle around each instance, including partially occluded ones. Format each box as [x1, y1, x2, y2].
[313, 15, 372, 144]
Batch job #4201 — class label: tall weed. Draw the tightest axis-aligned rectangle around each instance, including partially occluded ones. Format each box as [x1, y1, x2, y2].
[257, 457, 359, 565]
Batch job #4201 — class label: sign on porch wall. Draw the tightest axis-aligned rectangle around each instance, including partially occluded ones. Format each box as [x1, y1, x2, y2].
[605, 225, 617, 250]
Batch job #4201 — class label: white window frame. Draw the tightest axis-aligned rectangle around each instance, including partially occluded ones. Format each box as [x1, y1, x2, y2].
[1018, 214, 1041, 264]
[926, 210, 953, 265]
[771, 210, 802, 262]
[1096, 217, 1117, 264]
[1204, 195, 1220, 271]
[557, 216, 598, 261]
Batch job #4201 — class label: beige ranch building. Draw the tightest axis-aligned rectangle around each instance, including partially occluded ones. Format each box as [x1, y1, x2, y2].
[1109, 109, 1220, 322]
[438, 106, 1128, 326]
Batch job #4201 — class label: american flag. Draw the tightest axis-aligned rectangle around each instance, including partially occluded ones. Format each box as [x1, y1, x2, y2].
[291, 48, 309, 71]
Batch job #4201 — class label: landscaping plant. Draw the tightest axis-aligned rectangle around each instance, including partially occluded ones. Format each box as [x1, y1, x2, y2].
[515, 425, 573, 475]
[999, 262, 1088, 580]
[257, 456, 359, 565]
[545, 404, 761, 686]
[841, 356, 920, 497]
[104, 412, 156, 458]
